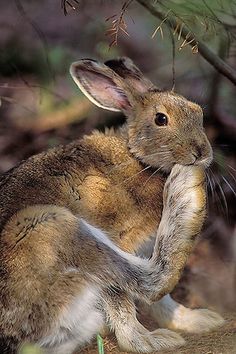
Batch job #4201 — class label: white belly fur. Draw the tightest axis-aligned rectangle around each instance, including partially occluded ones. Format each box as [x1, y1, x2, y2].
[38, 284, 103, 351]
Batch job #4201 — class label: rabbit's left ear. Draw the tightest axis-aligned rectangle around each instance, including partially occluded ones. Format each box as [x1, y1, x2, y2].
[105, 57, 157, 94]
[70, 59, 133, 112]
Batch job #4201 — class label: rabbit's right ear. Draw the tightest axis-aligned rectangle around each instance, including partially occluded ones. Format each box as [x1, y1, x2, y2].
[70, 59, 132, 112]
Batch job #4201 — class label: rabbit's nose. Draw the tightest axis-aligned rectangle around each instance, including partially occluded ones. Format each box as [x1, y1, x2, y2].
[191, 145, 203, 164]
[193, 145, 202, 159]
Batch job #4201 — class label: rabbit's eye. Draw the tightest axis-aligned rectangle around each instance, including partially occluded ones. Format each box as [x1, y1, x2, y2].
[155, 113, 168, 126]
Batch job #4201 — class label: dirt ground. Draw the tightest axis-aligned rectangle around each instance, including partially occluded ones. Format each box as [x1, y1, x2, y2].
[80, 313, 236, 354]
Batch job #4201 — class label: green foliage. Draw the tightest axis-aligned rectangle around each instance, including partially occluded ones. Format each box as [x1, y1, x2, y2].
[158, 0, 236, 41]
[0, 38, 45, 78]
[48, 46, 73, 74]
[0, 38, 73, 84]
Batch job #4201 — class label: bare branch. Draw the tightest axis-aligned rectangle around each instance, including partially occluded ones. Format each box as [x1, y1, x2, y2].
[61, 0, 80, 16]
[136, 0, 236, 86]
[106, 0, 133, 48]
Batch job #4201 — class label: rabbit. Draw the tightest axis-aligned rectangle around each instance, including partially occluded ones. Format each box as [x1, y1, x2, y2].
[0, 57, 224, 354]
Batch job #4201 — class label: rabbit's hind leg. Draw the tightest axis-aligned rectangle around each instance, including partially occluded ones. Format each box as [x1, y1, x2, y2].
[146, 294, 224, 334]
[0, 205, 104, 353]
[103, 290, 185, 353]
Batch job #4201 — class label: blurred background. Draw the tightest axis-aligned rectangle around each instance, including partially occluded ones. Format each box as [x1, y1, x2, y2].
[0, 0, 235, 317]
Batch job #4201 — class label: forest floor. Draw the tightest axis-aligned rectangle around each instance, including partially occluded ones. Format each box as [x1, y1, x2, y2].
[81, 312, 236, 354]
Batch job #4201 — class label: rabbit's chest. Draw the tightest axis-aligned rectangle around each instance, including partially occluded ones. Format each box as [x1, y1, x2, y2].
[75, 173, 165, 252]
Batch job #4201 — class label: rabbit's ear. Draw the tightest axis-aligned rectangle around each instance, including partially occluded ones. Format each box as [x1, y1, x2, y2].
[70, 59, 132, 112]
[105, 57, 157, 94]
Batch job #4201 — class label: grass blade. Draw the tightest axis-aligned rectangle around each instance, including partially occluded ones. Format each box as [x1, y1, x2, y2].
[97, 334, 105, 354]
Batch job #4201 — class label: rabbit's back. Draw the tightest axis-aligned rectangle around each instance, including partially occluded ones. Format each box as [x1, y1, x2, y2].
[0, 130, 165, 252]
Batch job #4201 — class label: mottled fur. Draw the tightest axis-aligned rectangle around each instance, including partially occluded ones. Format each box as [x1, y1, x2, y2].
[0, 57, 223, 353]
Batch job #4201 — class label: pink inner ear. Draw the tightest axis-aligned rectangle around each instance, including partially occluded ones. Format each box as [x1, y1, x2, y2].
[79, 68, 131, 111]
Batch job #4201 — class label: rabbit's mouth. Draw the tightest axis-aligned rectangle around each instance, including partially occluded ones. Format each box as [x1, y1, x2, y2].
[174, 154, 213, 170]
[192, 156, 213, 168]
[185, 147, 213, 168]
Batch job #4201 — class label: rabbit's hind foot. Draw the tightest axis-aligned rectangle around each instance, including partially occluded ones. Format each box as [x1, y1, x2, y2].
[103, 291, 185, 353]
[148, 294, 225, 334]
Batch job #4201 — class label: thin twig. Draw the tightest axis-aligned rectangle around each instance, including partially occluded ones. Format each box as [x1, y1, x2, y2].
[136, 0, 236, 85]
[168, 26, 176, 89]
[106, 0, 133, 47]
[14, 0, 55, 82]
[61, 0, 80, 16]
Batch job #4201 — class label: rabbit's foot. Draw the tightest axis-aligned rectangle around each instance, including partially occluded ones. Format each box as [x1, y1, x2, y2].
[103, 291, 185, 353]
[116, 323, 185, 353]
[148, 295, 225, 334]
[159, 308, 225, 333]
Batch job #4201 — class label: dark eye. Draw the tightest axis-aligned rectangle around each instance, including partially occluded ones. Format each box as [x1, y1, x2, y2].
[155, 113, 168, 126]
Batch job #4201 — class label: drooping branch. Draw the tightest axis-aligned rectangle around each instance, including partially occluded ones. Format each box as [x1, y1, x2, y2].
[136, 0, 236, 86]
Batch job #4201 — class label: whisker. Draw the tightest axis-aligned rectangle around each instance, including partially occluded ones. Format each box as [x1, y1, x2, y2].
[209, 168, 228, 215]
[227, 170, 236, 184]
[108, 159, 135, 172]
[143, 166, 162, 189]
[208, 169, 222, 207]
[206, 170, 215, 202]
[213, 160, 236, 197]
[215, 183, 228, 214]
[221, 175, 236, 198]
[215, 159, 236, 177]
[205, 172, 211, 210]
[214, 144, 231, 148]
[121, 165, 152, 184]
[228, 164, 236, 173]
[109, 150, 171, 172]
[142, 152, 170, 158]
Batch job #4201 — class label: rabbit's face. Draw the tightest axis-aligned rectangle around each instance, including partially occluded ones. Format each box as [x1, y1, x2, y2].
[70, 57, 212, 173]
[127, 91, 213, 172]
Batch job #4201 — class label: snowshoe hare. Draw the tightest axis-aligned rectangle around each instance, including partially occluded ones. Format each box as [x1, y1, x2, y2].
[0, 57, 224, 353]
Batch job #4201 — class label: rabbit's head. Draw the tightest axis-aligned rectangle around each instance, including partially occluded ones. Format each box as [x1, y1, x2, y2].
[70, 57, 212, 172]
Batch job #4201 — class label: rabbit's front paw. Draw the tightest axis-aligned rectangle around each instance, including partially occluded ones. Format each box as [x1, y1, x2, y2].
[163, 165, 206, 232]
[165, 164, 205, 205]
